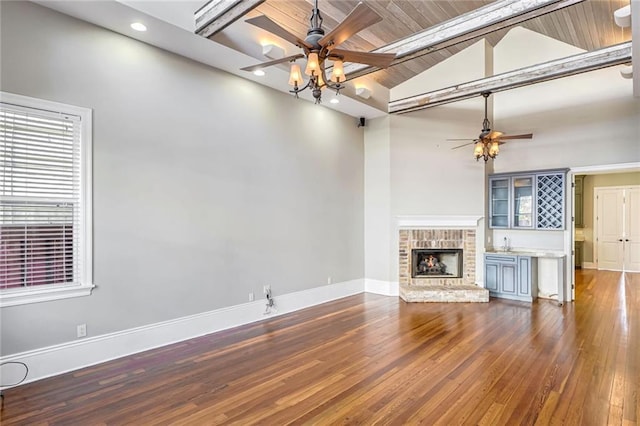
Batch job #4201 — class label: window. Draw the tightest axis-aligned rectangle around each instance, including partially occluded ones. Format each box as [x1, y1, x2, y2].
[0, 92, 93, 307]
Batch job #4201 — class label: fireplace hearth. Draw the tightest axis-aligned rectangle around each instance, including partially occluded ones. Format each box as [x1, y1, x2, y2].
[399, 226, 488, 302]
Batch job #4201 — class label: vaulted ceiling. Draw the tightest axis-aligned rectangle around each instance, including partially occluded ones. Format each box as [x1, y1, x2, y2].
[239, 0, 632, 89]
[33, 0, 637, 117]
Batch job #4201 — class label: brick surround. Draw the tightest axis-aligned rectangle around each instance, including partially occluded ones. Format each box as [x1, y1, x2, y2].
[399, 228, 488, 303]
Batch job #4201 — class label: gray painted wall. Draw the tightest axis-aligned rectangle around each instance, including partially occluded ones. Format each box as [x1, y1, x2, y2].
[0, 1, 364, 355]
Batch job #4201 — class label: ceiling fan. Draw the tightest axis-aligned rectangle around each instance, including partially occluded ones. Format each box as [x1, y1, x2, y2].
[449, 91, 533, 162]
[240, 0, 396, 103]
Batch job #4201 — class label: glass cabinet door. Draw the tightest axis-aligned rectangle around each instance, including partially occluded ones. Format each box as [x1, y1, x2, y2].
[490, 178, 509, 228]
[513, 176, 533, 228]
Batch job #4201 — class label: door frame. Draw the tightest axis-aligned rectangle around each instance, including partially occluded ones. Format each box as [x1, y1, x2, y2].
[594, 185, 640, 272]
[568, 162, 640, 301]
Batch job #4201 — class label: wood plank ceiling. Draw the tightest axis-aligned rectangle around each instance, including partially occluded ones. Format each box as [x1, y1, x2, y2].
[251, 0, 632, 88]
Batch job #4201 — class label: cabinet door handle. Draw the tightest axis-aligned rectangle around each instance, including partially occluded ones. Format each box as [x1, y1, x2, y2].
[625, 239, 630, 242]
[619, 239, 624, 242]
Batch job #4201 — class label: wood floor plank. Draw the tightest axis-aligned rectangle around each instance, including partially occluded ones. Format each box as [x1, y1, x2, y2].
[1, 270, 638, 424]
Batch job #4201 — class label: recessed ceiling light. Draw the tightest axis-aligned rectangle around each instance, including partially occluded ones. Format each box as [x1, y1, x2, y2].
[330, 97, 340, 104]
[130, 22, 147, 32]
[253, 69, 265, 77]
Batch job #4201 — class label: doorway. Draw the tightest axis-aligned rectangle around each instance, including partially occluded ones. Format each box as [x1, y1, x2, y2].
[569, 163, 640, 301]
[595, 186, 640, 272]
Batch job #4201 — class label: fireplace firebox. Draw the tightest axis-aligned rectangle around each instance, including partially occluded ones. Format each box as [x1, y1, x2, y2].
[411, 249, 463, 278]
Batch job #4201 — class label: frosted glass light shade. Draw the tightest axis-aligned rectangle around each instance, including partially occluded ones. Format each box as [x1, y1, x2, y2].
[330, 59, 344, 83]
[489, 142, 500, 156]
[305, 52, 319, 76]
[288, 64, 303, 86]
[316, 71, 324, 87]
[473, 143, 484, 157]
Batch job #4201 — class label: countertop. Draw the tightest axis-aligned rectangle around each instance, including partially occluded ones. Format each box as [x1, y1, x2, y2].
[485, 249, 566, 258]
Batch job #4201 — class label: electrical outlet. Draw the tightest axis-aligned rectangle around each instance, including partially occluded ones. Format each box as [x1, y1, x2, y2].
[327, 276, 332, 284]
[77, 324, 87, 338]
[249, 292, 254, 302]
[263, 285, 270, 295]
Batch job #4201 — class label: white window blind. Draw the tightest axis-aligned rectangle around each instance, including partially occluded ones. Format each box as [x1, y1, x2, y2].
[0, 93, 92, 305]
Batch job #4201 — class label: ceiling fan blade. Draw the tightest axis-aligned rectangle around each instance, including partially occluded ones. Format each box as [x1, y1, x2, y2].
[497, 133, 534, 140]
[240, 54, 305, 72]
[446, 138, 476, 141]
[451, 141, 478, 150]
[318, 2, 382, 48]
[245, 15, 312, 49]
[329, 48, 396, 68]
[486, 131, 504, 140]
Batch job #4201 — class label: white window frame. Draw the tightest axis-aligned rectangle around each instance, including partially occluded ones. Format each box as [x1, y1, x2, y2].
[0, 92, 93, 307]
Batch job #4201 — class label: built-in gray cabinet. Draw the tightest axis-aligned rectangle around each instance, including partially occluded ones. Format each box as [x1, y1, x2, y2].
[489, 178, 509, 228]
[485, 254, 538, 302]
[513, 175, 534, 228]
[575, 241, 583, 269]
[489, 169, 566, 230]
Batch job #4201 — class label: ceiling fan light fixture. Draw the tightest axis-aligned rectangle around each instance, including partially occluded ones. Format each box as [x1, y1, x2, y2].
[450, 92, 532, 162]
[305, 52, 320, 76]
[288, 63, 303, 86]
[243, 0, 394, 104]
[330, 59, 344, 83]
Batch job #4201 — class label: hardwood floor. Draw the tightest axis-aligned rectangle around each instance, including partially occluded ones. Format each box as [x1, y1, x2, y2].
[1, 269, 638, 425]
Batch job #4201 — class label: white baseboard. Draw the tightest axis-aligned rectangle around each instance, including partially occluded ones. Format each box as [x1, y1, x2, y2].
[364, 279, 399, 296]
[582, 262, 597, 269]
[0, 279, 364, 386]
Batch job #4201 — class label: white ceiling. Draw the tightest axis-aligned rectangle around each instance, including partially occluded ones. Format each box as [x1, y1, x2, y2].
[34, 0, 388, 119]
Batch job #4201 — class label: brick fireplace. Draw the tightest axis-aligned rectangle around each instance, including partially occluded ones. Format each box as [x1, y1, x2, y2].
[397, 218, 489, 303]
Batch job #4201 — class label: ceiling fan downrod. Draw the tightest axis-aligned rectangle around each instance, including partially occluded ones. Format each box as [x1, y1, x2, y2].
[481, 91, 491, 134]
[309, 0, 324, 35]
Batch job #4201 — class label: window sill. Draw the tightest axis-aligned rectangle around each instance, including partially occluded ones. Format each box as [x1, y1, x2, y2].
[0, 283, 95, 308]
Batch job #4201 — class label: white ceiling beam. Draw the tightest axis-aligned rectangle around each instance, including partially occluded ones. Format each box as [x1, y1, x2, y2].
[195, 0, 265, 39]
[389, 42, 632, 114]
[344, 0, 585, 80]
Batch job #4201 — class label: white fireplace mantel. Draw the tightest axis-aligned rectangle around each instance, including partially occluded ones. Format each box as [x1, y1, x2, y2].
[395, 215, 483, 229]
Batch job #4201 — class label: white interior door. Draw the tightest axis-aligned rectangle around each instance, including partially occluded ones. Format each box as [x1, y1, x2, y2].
[624, 187, 640, 272]
[596, 188, 624, 271]
[596, 186, 640, 272]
